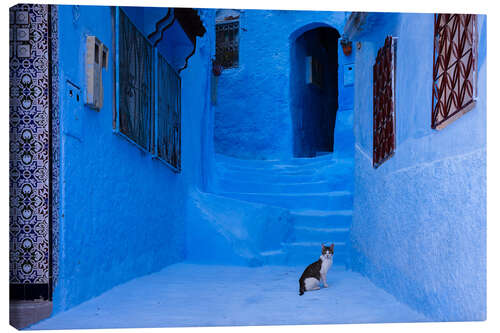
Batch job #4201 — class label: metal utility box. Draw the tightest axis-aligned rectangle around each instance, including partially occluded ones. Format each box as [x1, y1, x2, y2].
[85, 36, 108, 110]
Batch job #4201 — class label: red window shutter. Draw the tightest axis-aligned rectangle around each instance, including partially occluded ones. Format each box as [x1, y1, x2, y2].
[432, 14, 477, 130]
[373, 36, 396, 168]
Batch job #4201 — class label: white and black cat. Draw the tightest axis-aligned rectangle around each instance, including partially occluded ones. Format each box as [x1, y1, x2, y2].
[299, 243, 334, 295]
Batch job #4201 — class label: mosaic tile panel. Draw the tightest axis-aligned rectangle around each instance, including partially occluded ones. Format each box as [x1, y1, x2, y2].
[50, 4, 60, 288]
[9, 4, 51, 285]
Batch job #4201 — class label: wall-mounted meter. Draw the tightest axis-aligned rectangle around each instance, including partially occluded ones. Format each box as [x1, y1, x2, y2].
[343, 64, 355, 86]
[85, 36, 108, 110]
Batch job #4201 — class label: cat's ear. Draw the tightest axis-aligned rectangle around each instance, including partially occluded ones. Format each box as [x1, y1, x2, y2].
[330, 244, 334, 251]
[321, 244, 326, 250]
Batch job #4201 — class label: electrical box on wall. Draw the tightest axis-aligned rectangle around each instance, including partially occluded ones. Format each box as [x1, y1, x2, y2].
[85, 36, 108, 110]
[343, 64, 354, 86]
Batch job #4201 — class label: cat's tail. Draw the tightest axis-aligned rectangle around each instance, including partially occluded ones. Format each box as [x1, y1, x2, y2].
[299, 279, 305, 296]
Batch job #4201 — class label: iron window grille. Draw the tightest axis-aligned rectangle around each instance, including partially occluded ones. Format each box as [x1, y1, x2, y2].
[118, 8, 154, 151]
[431, 14, 478, 130]
[215, 20, 239, 68]
[373, 36, 397, 168]
[114, 8, 182, 172]
[157, 53, 181, 171]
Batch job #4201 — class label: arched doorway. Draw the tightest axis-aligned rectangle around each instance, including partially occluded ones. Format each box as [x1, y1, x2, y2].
[290, 27, 340, 157]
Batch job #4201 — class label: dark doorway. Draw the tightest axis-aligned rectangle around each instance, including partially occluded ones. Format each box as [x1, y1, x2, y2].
[290, 27, 340, 157]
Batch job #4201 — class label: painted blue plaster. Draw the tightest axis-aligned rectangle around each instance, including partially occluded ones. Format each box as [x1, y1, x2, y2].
[335, 50, 355, 158]
[213, 10, 350, 159]
[53, 5, 212, 314]
[349, 13, 486, 321]
[186, 189, 292, 266]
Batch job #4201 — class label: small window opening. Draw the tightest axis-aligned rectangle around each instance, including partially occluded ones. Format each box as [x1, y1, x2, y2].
[215, 10, 240, 69]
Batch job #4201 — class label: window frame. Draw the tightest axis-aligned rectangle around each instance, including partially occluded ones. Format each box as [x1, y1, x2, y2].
[156, 52, 182, 172]
[431, 14, 478, 130]
[372, 35, 397, 169]
[215, 19, 240, 69]
[113, 7, 182, 173]
[114, 7, 155, 153]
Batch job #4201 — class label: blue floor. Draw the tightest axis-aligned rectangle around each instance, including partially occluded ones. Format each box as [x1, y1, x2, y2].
[29, 263, 429, 329]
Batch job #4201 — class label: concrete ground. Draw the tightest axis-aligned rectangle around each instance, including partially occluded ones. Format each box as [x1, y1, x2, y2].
[28, 263, 429, 329]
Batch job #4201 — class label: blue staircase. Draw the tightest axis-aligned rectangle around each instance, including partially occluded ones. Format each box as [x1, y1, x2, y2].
[213, 153, 354, 267]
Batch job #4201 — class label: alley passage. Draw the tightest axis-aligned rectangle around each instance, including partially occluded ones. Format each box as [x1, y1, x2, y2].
[29, 154, 430, 329]
[29, 263, 428, 329]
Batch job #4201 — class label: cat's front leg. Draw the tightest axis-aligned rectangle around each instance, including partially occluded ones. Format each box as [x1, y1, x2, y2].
[321, 274, 328, 288]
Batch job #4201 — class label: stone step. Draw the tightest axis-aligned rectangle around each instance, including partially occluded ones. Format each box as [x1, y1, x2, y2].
[291, 209, 353, 228]
[215, 179, 342, 194]
[216, 155, 353, 171]
[214, 153, 354, 268]
[290, 226, 349, 243]
[215, 153, 337, 169]
[216, 159, 343, 174]
[260, 241, 349, 266]
[217, 191, 353, 210]
[315, 151, 331, 156]
[217, 168, 351, 185]
[284, 241, 349, 265]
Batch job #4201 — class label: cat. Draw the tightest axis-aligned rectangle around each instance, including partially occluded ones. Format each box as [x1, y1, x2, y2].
[299, 243, 334, 296]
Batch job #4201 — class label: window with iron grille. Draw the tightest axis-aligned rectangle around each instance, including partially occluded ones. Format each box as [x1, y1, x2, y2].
[432, 14, 477, 130]
[215, 20, 239, 68]
[157, 53, 181, 171]
[115, 8, 182, 172]
[118, 8, 154, 151]
[373, 36, 396, 168]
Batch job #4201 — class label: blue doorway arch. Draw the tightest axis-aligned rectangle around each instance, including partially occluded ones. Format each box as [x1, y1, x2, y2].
[290, 26, 340, 157]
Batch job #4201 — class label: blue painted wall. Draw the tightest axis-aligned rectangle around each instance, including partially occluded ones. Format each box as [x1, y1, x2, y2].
[53, 5, 212, 313]
[349, 13, 486, 321]
[213, 10, 350, 159]
[335, 47, 355, 158]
